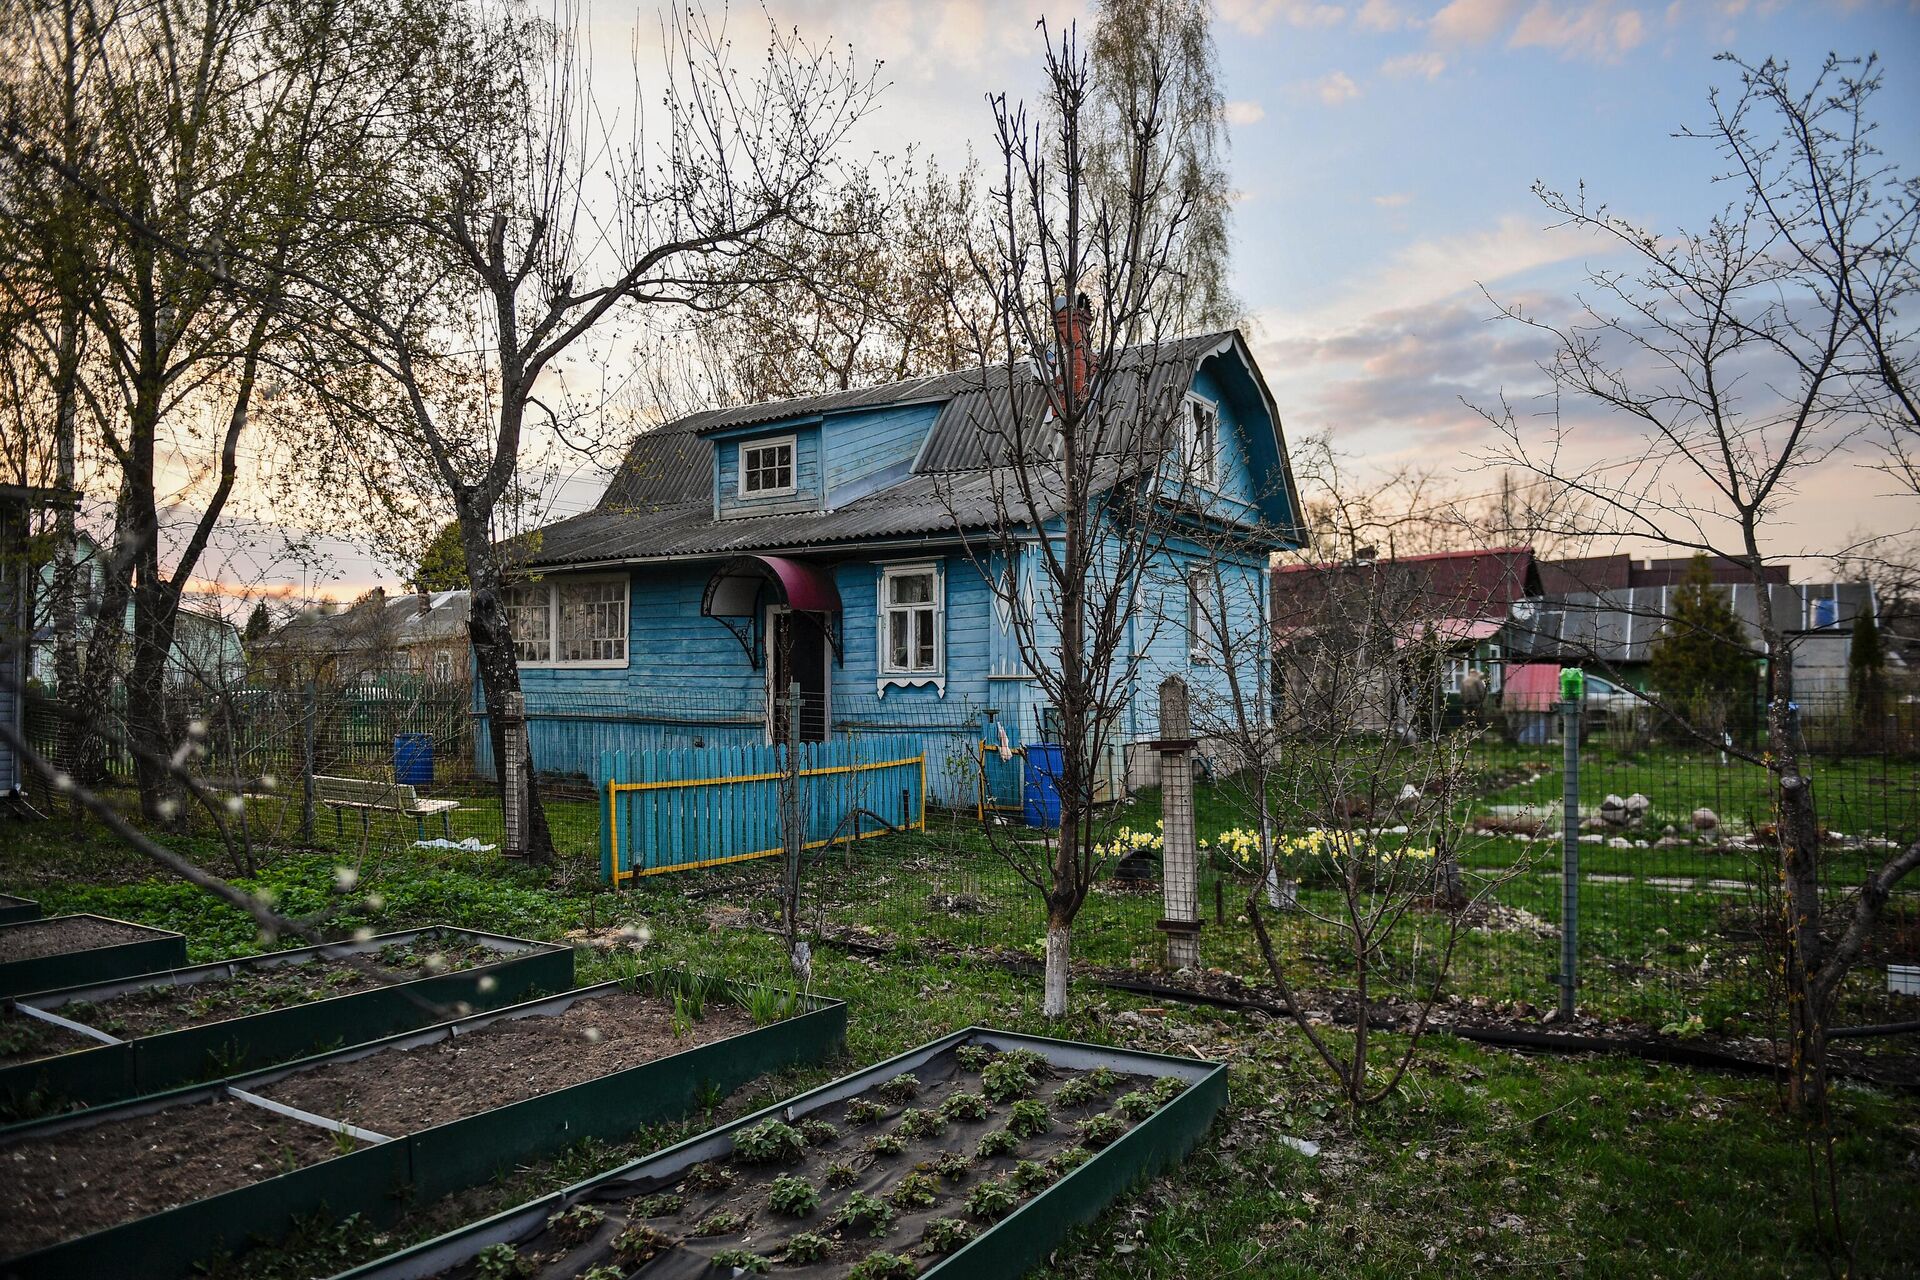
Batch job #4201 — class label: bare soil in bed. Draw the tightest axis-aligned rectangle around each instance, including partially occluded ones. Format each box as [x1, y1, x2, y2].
[0, 1097, 340, 1256]
[0, 937, 499, 1068]
[0, 916, 163, 962]
[258, 991, 753, 1138]
[0, 1012, 96, 1067]
[57, 936, 500, 1039]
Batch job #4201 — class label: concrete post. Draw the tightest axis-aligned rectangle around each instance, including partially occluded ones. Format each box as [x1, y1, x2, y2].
[1155, 676, 1201, 970]
[500, 691, 527, 859]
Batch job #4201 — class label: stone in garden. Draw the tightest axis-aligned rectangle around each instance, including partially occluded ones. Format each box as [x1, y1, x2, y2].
[1607, 837, 1632, 849]
[1399, 784, 1422, 801]
[1583, 816, 1608, 831]
[1600, 795, 1631, 826]
[1625, 794, 1651, 817]
[1662, 825, 1677, 836]
[1655, 836, 1688, 848]
[1691, 808, 1719, 831]
[1580, 834, 1604, 844]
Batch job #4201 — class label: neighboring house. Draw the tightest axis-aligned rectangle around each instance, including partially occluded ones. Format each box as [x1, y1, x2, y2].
[253, 588, 472, 688]
[499, 328, 1305, 798]
[1272, 546, 1540, 699]
[1506, 554, 1877, 701]
[28, 531, 245, 694]
[1, 485, 76, 798]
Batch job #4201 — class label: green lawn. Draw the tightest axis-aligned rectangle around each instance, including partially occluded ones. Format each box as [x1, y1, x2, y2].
[3, 810, 1917, 1279]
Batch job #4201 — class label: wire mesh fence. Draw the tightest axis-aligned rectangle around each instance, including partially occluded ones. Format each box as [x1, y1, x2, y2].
[21, 679, 1920, 1034]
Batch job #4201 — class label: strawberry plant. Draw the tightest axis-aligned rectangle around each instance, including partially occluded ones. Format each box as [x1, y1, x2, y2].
[877, 1072, 921, 1103]
[965, 1176, 1018, 1221]
[543, 1203, 605, 1247]
[785, 1231, 833, 1263]
[1006, 1099, 1050, 1138]
[847, 1251, 916, 1280]
[938, 1091, 989, 1122]
[895, 1107, 945, 1139]
[829, 1190, 895, 1237]
[710, 1247, 770, 1274]
[888, 1171, 938, 1209]
[921, 1216, 975, 1255]
[1076, 1112, 1126, 1148]
[734, 1118, 806, 1164]
[975, 1127, 1019, 1159]
[768, 1173, 819, 1216]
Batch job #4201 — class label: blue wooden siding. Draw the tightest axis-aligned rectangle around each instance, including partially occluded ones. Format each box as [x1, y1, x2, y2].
[715, 426, 823, 518]
[491, 355, 1294, 800]
[823, 404, 939, 507]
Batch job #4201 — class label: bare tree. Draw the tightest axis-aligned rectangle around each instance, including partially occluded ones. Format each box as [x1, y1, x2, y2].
[1479, 55, 1920, 1143]
[315, 4, 878, 863]
[932, 26, 1218, 1018]
[0, 0, 460, 818]
[687, 160, 992, 403]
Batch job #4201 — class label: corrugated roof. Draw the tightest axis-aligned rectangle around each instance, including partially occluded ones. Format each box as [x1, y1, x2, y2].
[531, 329, 1273, 569]
[524, 469, 1089, 567]
[1503, 582, 1874, 663]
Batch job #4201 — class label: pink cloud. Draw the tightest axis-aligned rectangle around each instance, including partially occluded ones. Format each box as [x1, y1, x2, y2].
[1429, 0, 1525, 44]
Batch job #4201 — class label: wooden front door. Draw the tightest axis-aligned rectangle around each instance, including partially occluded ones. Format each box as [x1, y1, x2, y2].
[767, 608, 829, 743]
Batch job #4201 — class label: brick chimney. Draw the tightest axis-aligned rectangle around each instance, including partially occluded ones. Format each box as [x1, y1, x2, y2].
[416, 586, 432, 615]
[1051, 292, 1093, 407]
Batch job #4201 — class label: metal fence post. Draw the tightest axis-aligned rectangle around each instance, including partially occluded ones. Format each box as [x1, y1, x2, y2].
[1155, 676, 1202, 971]
[1558, 679, 1582, 1021]
[500, 691, 526, 859]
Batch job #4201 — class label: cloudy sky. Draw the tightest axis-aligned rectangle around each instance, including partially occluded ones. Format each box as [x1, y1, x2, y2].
[235, 0, 1920, 601]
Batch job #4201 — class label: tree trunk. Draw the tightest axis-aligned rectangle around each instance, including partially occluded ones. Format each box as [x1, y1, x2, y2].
[126, 577, 183, 822]
[463, 532, 554, 864]
[1043, 913, 1072, 1019]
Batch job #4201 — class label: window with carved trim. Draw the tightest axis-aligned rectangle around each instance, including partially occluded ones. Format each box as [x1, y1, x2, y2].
[881, 565, 940, 674]
[1182, 396, 1219, 489]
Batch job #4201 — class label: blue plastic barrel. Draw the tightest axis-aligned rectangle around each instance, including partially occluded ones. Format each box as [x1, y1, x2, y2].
[394, 733, 435, 786]
[1022, 743, 1064, 829]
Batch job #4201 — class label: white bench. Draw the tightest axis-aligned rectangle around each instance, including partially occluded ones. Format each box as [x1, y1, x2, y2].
[313, 775, 460, 842]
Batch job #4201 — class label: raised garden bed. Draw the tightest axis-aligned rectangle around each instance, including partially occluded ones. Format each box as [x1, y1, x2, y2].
[0, 913, 186, 998]
[332, 1027, 1227, 1280]
[0, 972, 845, 1280]
[0, 926, 572, 1117]
[0, 896, 39, 926]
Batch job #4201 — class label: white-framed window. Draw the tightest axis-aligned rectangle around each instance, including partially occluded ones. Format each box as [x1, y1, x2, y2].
[1444, 656, 1470, 694]
[505, 575, 629, 667]
[880, 563, 942, 675]
[1187, 568, 1216, 665]
[434, 650, 453, 682]
[1486, 644, 1503, 692]
[1181, 395, 1220, 490]
[739, 435, 796, 497]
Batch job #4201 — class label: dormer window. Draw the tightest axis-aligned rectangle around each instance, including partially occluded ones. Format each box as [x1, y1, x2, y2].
[740, 436, 796, 497]
[1182, 395, 1219, 489]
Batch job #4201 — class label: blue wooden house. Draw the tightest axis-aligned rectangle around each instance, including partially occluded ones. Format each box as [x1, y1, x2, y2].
[497, 330, 1304, 820]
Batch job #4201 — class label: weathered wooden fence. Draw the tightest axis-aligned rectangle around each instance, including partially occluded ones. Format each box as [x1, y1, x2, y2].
[599, 738, 928, 881]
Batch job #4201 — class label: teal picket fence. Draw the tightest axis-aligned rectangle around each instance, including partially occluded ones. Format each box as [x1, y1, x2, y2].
[598, 738, 928, 881]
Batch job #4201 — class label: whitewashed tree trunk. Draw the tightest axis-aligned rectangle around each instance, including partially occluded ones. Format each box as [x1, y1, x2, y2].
[1043, 923, 1071, 1018]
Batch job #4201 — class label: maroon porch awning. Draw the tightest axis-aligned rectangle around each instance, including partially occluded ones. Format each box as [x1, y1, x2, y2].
[700, 555, 843, 667]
